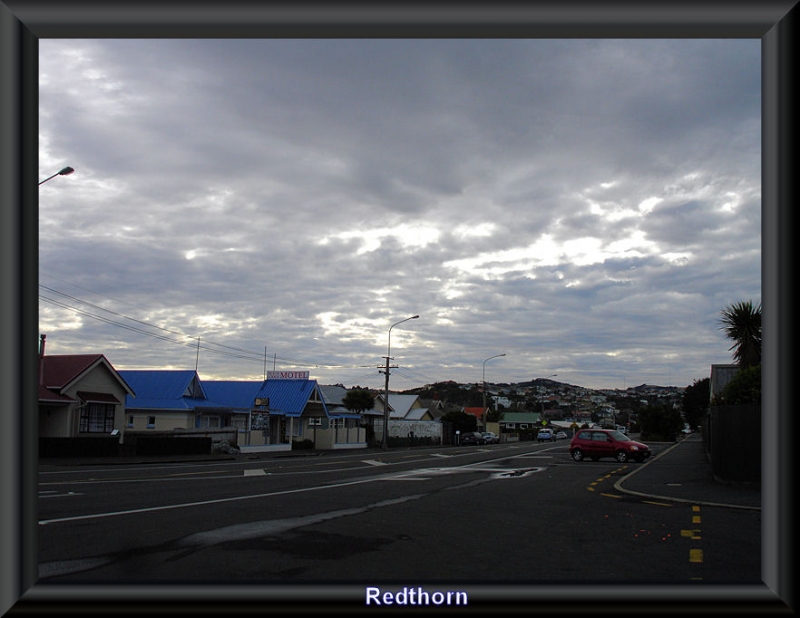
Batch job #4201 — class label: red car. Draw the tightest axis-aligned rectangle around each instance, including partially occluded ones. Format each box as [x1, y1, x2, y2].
[569, 428, 651, 463]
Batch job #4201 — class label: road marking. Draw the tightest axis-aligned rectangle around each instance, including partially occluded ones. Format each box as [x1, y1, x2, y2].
[39, 491, 84, 498]
[39, 476, 384, 525]
[689, 505, 704, 572]
[362, 459, 388, 466]
[600, 493, 622, 499]
[243, 469, 267, 476]
[641, 500, 673, 507]
[430, 453, 452, 458]
[39, 462, 543, 525]
[383, 466, 545, 481]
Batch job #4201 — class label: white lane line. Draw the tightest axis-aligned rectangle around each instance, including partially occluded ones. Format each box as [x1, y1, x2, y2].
[39, 491, 84, 498]
[362, 459, 388, 466]
[39, 452, 549, 525]
[38, 476, 381, 526]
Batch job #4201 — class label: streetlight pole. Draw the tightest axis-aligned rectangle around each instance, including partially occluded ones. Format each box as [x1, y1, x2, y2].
[482, 353, 506, 430]
[539, 374, 558, 419]
[381, 315, 419, 450]
[39, 166, 75, 186]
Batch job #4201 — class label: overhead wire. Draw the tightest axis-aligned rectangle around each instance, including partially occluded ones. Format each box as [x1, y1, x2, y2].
[39, 285, 355, 370]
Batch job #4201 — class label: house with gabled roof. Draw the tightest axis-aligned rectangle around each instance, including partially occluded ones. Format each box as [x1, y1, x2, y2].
[418, 398, 447, 420]
[251, 377, 363, 450]
[497, 411, 542, 438]
[372, 393, 443, 445]
[117, 370, 366, 452]
[38, 335, 134, 439]
[463, 406, 488, 430]
[119, 369, 240, 433]
[374, 393, 433, 420]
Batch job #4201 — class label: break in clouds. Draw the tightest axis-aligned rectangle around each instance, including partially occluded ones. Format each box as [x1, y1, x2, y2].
[39, 38, 761, 390]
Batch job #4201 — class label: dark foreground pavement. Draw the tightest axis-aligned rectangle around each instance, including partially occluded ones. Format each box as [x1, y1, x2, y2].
[616, 432, 760, 510]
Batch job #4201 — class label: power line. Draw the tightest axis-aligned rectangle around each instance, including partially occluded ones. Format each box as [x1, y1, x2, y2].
[38, 286, 344, 370]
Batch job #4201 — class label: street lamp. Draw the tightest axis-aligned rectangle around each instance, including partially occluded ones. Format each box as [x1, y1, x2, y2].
[39, 166, 75, 186]
[382, 315, 419, 450]
[539, 374, 558, 418]
[482, 353, 506, 429]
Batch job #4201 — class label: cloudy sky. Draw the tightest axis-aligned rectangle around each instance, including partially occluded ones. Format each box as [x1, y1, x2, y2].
[38, 38, 761, 392]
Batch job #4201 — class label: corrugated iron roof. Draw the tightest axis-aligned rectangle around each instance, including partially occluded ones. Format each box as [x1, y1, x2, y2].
[255, 379, 329, 417]
[38, 354, 135, 401]
[39, 354, 132, 392]
[117, 371, 331, 417]
[202, 381, 263, 409]
[119, 370, 203, 400]
[40, 354, 105, 388]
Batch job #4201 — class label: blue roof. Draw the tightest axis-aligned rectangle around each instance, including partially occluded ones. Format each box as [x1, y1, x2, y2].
[202, 381, 262, 410]
[119, 370, 203, 399]
[120, 370, 209, 410]
[255, 379, 329, 417]
[118, 370, 330, 417]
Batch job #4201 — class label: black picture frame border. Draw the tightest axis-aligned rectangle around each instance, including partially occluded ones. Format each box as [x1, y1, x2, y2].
[1, 1, 795, 614]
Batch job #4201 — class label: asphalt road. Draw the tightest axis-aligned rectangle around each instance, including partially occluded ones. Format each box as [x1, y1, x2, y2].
[37, 440, 760, 591]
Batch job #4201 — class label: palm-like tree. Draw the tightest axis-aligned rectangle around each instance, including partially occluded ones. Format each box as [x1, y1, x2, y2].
[718, 300, 761, 368]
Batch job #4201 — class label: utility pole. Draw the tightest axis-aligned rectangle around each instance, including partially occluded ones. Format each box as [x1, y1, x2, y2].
[380, 315, 419, 450]
[380, 354, 399, 450]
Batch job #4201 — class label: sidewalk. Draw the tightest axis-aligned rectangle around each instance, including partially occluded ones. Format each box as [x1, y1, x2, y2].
[616, 432, 761, 510]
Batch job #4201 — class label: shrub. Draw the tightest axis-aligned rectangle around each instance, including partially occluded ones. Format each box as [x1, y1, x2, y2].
[714, 364, 761, 405]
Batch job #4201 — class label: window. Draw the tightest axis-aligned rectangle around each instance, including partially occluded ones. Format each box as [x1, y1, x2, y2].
[308, 417, 322, 426]
[79, 403, 116, 433]
[147, 416, 156, 428]
[127, 415, 134, 428]
[196, 416, 220, 429]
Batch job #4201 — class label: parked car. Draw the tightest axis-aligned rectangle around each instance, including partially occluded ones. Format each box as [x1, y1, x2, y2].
[481, 432, 499, 444]
[555, 431, 568, 440]
[459, 431, 485, 446]
[569, 428, 651, 463]
[537, 429, 556, 443]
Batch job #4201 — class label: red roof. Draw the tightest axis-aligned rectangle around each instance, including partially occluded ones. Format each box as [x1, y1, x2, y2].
[463, 407, 485, 419]
[38, 354, 134, 402]
[40, 354, 106, 390]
